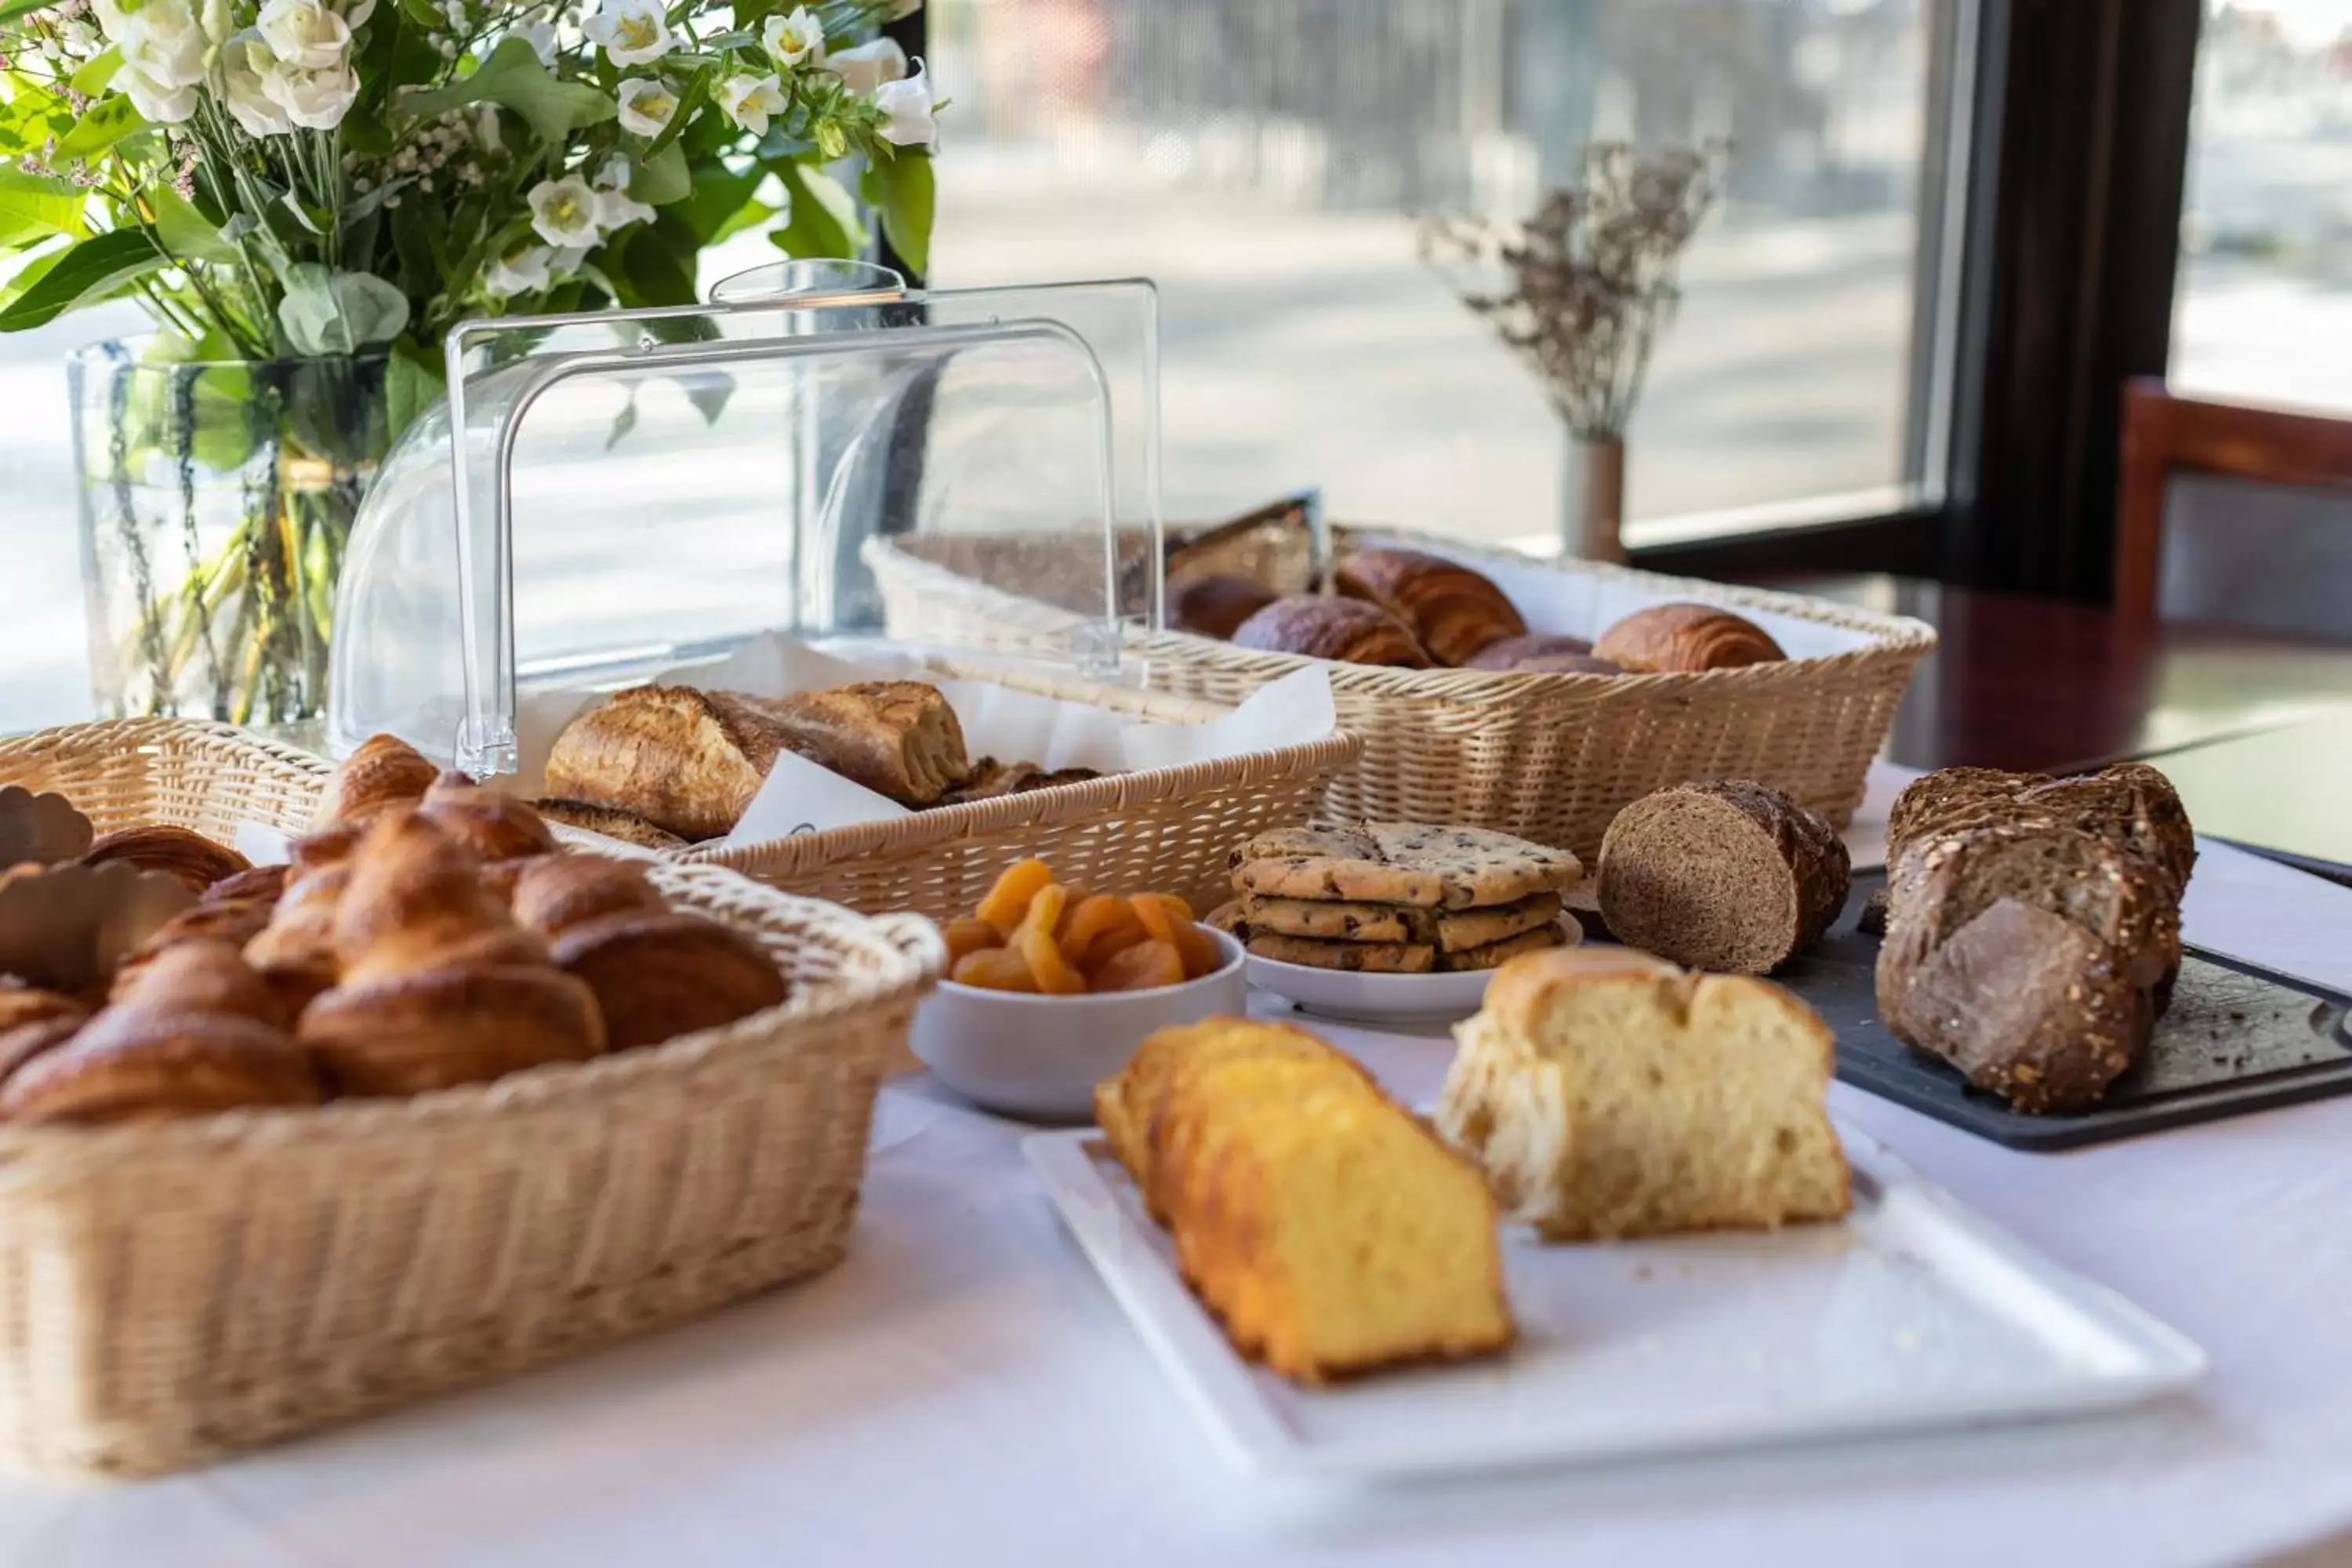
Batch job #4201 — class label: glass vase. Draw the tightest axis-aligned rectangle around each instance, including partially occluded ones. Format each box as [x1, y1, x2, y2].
[69, 341, 390, 725]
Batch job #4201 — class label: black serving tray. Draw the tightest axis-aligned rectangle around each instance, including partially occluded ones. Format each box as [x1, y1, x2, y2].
[1782, 872, 2352, 1152]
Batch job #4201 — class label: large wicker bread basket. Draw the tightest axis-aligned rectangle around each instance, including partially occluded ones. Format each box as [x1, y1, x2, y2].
[866, 530, 1935, 860]
[0, 719, 942, 1478]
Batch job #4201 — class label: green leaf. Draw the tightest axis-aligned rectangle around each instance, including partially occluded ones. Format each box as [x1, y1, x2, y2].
[278, 264, 412, 354]
[144, 186, 239, 266]
[395, 0, 440, 27]
[385, 339, 443, 444]
[612, 216, 698, 307]
[0, 0, 53, 22]
[0, 227, 164, 332]
[769, 160, 861, 260]
[0, 171, 84, 248]
[0, 242, 69, 310]
[397, 37, 614, 145]
[69, 46, 122, 96]
[55, 96, 145, 161]
[630, 140, 691, 205]
[674, 160, 764, 245]
[860, 148, 933, 276]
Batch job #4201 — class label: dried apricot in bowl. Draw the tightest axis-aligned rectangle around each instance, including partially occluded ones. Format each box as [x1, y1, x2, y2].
[1091, 938, 1186, 993]
[977, 858, 1054, 937]
[1131, 893, 1224, 980]
[952, 946, 1038, 993]
[1058, 893, 1144, 968]
[943, 916, 1003, 964]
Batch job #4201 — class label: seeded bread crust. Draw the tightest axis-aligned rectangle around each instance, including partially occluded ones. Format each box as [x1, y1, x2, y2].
[1229, 822, 1583, 911]
[1876, 823, 2173, 1112]
[1595, 780, 1850, 975]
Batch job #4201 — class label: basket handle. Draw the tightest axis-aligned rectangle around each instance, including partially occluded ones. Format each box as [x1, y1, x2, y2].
[869, 912, 946, 982]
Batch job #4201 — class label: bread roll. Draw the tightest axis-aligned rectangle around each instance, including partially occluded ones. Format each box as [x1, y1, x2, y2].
[510, 855, 666, 940]
[545, 684, 822, 841]
[1597, 780, 1850, 975]
[1229, 597, 1432, 667]
[1592, 602, 1785, 672]
[1333, 549, 1524, 666]
[1169, 572, 1278, 639]
[1461, 633, 1622, 675]
[1437, 947, 1850, 1239]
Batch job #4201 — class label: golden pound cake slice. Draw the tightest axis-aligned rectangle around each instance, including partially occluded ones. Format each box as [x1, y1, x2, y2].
[1097, 1017, 1514, 1384]
[1439, 947, 1850, 1241]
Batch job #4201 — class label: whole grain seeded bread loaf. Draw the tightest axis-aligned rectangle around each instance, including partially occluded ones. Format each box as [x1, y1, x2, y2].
[1875, 823, 2176, 1112]
[1595, 780, 1851, 975]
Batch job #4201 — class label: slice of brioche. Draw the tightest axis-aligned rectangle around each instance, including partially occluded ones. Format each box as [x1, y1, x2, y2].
[1439, 946, 1849, 1240]
[1094, 1018, 1339, 1189]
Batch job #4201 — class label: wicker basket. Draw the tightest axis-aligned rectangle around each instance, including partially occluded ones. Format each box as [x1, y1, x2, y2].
[867, 531, 1936, 860]
[672, 656, 1361, 920]
[0, 719, 942, 1478]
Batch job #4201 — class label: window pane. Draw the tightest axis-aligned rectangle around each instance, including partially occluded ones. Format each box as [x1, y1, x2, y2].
[927, 0, 1966, 547]
[2170, 2, 2352, 413]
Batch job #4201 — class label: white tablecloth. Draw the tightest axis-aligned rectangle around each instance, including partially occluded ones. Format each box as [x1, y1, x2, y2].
[4, 993, 2352, 1568]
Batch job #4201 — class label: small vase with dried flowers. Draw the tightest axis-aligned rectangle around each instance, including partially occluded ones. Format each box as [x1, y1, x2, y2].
[1423, 140, 1725, 563]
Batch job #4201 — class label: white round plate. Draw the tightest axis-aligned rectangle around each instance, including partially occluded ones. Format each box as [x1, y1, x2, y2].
[1245, 919, 1582, 1024]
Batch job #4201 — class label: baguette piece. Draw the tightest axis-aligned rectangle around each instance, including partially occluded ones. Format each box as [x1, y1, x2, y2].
[1438, 946, 1850, 1240]
[746, 681, 970, 808]
[1596, 780, 1850, 975]
[544, 685, 824, 841]
[1876, 823, 2174, 1112]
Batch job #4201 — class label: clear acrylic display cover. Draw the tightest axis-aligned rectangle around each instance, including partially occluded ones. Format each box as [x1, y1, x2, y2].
[328, 263, 1160, 774]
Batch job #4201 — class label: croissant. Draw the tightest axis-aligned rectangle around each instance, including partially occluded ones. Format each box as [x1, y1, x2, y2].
[114, 900, 278, 1000]
[1333, 549, 1525, 666]
[0, 985, 89, 1081]
[552, 912, 787, 1051]
[201, 863, 290, 909]
[1230, 597, 1432, 668]
[297, 811, 603, 1095]
[0, 941, 320, 1123]
[416, 773, 560, 862]
[1591, 603, 1785, 673]
[318, 733, 441, 826]
[82, 824, 251, 895]
[242, 863, 350, 1015]
[510, 855, 666, 940]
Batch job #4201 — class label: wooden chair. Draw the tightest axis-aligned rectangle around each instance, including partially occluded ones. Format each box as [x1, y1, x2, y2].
[2114, 378, 2352, 632]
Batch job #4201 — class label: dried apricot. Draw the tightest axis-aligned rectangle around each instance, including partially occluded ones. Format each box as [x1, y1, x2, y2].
[1090, 938, 1185, 992]
[1011, 882, 1069, 953]
[1022, 921, 1088, 994]
[1129, 892, 1225, 977]
[953, 946, 1037, 992]
[975, 858, 1055, 937]
[1058, 894, 1143, 967]
[942, 916, 1004, 964]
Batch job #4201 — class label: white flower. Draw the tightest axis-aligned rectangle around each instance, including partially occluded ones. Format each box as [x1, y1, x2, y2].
[761, 5, 822, 68]
[579, 0, 670, 67]
[263, 56, 360, 128]
[96, 0, 212, 89]
[593, 151, 631, 189]
[715, 71, 783, 136]
[474, 101, 502, 151]
[509, 9, 558, 65]
[594, 187, 655, 229]
[256, 0, 350, 68]
[614, 74, 677, 136]
[550, 243, 593, 274]
[827, 35, 904, 93]
[871, 59, 936, 149]
[527, 173, 601, 246]
[485, 243, 552, 299]
[220, 29, 294, 134]
[118, 63, 198, 121]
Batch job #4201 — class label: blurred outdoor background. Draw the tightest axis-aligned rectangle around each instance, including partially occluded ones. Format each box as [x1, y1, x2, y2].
[0, 0, 2346, 728]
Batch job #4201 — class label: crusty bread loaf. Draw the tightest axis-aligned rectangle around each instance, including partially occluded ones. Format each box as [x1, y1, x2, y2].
[1596, 779, 1850, 975]
[1592, 602, 1785, 673]
[1438, 946, 1850, 1240]
[1229, 596, 1432, 668]
[1332, 548, 1525, 666]
[1102, 1017, 1514, 1383]
[544, 684, 822, 841]
[1875, 823, 2175, 1112]
[746, 681, 970, 808]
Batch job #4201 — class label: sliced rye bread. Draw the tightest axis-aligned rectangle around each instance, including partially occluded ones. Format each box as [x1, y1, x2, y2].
[2014, 764, 2197, 900]
[1876, 822, 2176, 1112]
[1595, 780, 1851, 975]
[1884, 768, 2053, 867]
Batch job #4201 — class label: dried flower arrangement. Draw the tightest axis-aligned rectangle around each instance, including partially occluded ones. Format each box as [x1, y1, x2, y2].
[1422, 140, 1726, 441]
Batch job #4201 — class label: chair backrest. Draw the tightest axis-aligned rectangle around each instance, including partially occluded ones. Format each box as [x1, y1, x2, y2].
[2114, 379, 2352, 636]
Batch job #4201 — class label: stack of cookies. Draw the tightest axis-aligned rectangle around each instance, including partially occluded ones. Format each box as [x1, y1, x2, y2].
[1213, 823, 1584, 973]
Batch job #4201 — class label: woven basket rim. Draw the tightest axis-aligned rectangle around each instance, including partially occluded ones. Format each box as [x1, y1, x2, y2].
[0, 715, 336, 779]
[0, 870, 941, 1166]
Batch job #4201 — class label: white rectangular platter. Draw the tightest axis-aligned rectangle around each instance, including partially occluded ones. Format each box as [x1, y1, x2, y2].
[1024, 1123, 2205, 1482]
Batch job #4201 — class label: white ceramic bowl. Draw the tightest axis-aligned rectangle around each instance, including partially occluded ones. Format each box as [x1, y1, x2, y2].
[909, 927, 1248, 1120]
